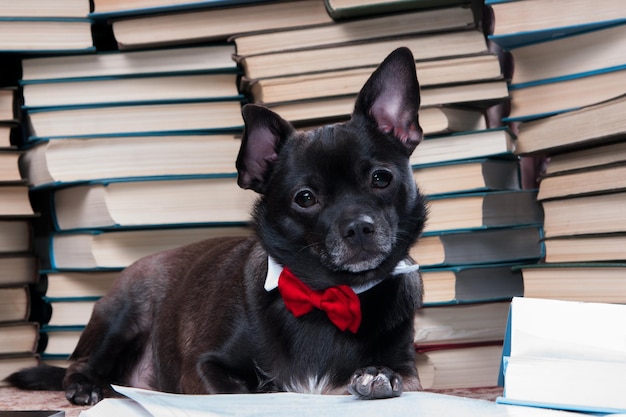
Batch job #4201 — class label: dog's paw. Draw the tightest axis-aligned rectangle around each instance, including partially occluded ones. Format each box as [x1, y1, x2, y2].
[65, 381, 104, 405]
[348, 366, 403, 400]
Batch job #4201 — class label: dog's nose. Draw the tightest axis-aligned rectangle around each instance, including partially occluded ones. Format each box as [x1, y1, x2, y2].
[342, 216, 375, 245]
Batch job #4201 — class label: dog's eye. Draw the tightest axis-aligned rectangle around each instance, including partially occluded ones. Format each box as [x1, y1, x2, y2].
[294, 189, 318, 208]
[371, 170, 393, 188]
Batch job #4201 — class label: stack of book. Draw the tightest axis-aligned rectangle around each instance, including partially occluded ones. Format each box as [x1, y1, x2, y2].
[6, 1, 584, 391]
[19, 41, 255, 362]
[486, 0, 626, 304]
[213, 0, 546, 391]
[0, 0, 94, 53]
[0, 83, 40, 384]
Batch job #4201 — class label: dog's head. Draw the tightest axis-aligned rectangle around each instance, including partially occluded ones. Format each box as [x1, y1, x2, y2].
[236, 47, 427, 288]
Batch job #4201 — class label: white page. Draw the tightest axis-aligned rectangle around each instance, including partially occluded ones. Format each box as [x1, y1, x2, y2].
[509, 297, 626, 361]
[109, 385, 586, 417]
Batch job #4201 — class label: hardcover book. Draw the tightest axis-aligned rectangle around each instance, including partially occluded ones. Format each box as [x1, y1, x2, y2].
[22, 135, 242, 188]
[498, 297, 626, 413]
[47, 226, 252, 270]
[484, 0, 626, 49]
[519, 262, 626, 302]
[51, 176, 257, 231]
[230, 6, 475, 57]
[420, 263, 524, 306]
[237, 30, 488, 80]
[424, 190, 543, 234]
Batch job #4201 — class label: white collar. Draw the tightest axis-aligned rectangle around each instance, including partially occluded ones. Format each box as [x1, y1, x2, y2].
[264, 256, 419, 294]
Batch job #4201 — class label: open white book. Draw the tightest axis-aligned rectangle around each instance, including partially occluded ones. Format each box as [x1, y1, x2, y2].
[498, 297, 626, 414]
[78, 385, 588, 417]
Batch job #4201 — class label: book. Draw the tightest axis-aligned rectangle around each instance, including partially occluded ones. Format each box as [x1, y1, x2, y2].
[95, 0, 328, 19]
[543, 235, 626, 263]
[21, 73, 241, 109]
[39, 327, 82, 356]
[22, 135, 242, 188]
[43, 271, 118, 299]
[110, 1, 332, 49]
[545, 141, 626, 176]
[0, 286, 30, 323]
[51, 177, 257, 231]
[0, 354, 39, 387]
[542, 191, 626, 238]
[413, 158, 520, 197]
[417, 343, 503, 390]
[0, 220, 32, 253]
[48, 226, 252, 270]
[0, 255, 38, 286]
[0, 322, 39, 355]
[25, 100, 244, 140]
[237, 30, 489, 80]
[20, 44, 237, 82]
[45, 300, 95, 327]
[520, 263, 626, 302]
[0, 18, 93, 53]
[414, 301, 510, 347]
[298, 106, 493, 138]
[230, 6, 475, 57]
[323, 0, 469, 20]
[79, 384, 582, 417]
[0, 89, 17, 121]
[484, 0, 626, 49]
[0, 185, 35, 216]
[0, 0, 90, 17]
[0, 124, 19, 148]
[498, 297, 626, 413]
[411, 226, 542, 268]
[420, 264, 524, 306]
[513, 95, 626, 155]
[269, 81, 510, 125]
[0, 151, 22, 182]
[410, 129, 515, 168]
[246, 54, 503, 105]
[506, 69, 626, 122]
[507, 24, 626, 87]
[424, 190, 543, 234]
[537, 163, 626, 201]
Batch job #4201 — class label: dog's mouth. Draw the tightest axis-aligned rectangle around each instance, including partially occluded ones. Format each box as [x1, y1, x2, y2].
[322, 217, 395, 273]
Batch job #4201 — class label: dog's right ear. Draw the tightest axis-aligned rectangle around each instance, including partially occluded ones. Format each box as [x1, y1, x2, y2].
[236, 104, 295, 193]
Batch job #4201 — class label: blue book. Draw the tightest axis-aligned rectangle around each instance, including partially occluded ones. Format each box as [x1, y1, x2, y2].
[49, 175, 255, 231]
[420, 263, 524, 307]
[45, 225, 252, 270]
[414, 157, 520, 197]
[0, 17, 94, 53]
[90, 0, 274, 19]
[484, 0, 626, 49]
[20, 72, 242, 110]
[20, 44, 238, 82]
[25, 99, 244, 141]
[414, 225, 544, 268]
[506, 24, 626, 88]
[504, 68, 626, 122]
[424, 189, 543, 234]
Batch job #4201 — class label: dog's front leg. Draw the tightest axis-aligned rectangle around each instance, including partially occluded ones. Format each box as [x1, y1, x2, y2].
[193, 350, 263, 394]
[348, 366, 422, 400]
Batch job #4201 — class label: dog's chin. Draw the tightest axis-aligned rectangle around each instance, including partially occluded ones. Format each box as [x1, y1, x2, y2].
[325, 251, 388, 274]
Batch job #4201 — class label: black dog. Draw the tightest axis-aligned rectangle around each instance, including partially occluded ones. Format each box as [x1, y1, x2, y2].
[7, 47, 427, 405]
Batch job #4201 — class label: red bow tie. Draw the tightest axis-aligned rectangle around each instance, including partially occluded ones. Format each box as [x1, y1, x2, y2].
[277, 267, 362, 333]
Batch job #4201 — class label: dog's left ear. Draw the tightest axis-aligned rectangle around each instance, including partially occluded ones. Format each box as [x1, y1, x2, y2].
[353, 47, 423, 154]
[236, 104, 295, 193]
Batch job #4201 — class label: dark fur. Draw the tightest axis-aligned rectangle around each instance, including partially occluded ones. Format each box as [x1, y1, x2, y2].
[6, 47, 427, 405]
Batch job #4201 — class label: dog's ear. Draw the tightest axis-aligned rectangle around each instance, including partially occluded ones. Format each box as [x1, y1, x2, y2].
[353, 47, 422, 154]
[236, 104, 295, 193]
